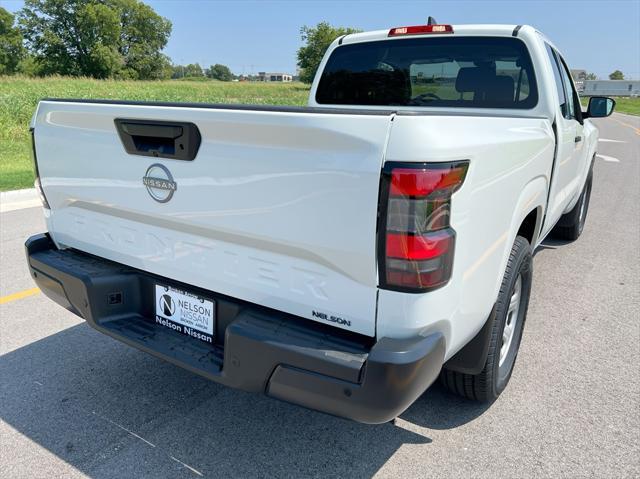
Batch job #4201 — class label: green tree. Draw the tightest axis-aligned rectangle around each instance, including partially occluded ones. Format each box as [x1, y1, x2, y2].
[16, 54, 41, 76]
[609, 70, 624, 80]
[207, 63, 233, 81]
[296, 22, 361, 83]
[184, 63, 204, 77]
[586, 72, 597, 80]
[172, 63, 204, 79]
[18, 0, 171, 79]
[171, 64, 185, 79]
[0, 7, 25, 75]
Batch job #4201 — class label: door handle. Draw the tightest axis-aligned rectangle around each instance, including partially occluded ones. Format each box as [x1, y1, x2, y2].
[574, 136, 582, 143]
[115, 119, 201, 161]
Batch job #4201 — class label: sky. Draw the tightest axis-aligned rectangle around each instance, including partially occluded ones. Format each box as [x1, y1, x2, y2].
[2, 0, 639, 79]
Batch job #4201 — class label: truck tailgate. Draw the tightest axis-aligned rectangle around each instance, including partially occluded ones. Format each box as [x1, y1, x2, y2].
[33, 100, 393, 336]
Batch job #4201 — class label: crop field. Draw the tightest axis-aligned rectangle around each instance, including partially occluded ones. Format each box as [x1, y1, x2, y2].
[0, 76, 310, 191]
[1, 76, 639, 191]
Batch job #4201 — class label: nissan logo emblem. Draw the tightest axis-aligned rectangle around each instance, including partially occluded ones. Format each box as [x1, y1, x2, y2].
[142, 163, 177, 203]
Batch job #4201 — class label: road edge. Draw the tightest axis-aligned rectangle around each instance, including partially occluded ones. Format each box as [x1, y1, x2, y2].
[0, 188, 41, 213]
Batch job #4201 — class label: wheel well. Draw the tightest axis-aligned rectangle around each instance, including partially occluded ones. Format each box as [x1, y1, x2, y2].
[445, 211, 539, 376]
[517, 208, 539, 245]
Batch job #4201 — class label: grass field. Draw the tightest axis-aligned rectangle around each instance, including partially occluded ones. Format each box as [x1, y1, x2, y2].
[1, 76, 639, 191]
[0, 76, 310, 191]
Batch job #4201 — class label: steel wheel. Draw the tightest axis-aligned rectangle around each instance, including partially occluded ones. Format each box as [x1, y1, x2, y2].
[500, 274, 522, 367]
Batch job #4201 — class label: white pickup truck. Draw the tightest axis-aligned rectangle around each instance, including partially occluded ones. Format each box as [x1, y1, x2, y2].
[26, 23, 615, 423]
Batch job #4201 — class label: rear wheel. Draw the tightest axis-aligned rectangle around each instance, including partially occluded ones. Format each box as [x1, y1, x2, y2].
[552, 169, 593, 241]
[440, 235, 532, 401]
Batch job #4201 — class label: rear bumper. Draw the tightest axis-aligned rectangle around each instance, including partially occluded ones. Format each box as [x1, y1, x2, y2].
[26, 233, 445, 424]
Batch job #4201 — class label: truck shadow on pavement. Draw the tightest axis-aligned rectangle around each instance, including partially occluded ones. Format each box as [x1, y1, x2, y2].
[0, 323, 489, 478]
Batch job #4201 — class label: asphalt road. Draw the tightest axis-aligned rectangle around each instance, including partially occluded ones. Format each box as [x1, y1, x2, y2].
[1, 114, 638, 478]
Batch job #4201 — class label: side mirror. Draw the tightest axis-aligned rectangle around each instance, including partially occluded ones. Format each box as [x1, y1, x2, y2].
[584, 96, 615, 118]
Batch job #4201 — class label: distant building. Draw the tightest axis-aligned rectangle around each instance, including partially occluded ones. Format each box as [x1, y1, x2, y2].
[583, 80, 640, 97]
[571, 69, 587, 92]
[257, 72, 293, 82]
[571, 70, 587, 80]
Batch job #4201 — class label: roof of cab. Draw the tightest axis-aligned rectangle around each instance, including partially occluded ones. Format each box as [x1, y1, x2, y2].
[339, 24, 534, 46]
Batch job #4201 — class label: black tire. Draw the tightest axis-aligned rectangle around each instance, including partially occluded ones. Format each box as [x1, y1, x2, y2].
[440, 236, 532, 402]
[551, 169, 593, 241]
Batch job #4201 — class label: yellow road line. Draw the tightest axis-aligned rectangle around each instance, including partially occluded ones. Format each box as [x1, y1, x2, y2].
[612, 117, 640, 136]
[0, 287, 41, 305]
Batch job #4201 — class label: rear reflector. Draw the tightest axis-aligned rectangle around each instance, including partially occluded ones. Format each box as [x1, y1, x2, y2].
[379, 161, 468, 292]
[388, 25, 453, 36]
[386, 261, 450, 289]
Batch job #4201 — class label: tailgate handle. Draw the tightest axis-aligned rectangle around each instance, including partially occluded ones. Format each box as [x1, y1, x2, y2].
[115, 119, 201, 161]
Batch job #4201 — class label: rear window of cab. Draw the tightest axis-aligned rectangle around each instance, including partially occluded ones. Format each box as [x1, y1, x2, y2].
[316, 36, 538, 109]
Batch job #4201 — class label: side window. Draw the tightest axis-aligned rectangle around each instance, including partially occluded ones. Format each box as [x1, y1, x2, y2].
[556, 53, 579, 120]
[545, 44, 568, 117]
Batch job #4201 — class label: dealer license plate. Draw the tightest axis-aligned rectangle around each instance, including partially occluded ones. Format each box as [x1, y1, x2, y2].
[154, 284, 215, 344]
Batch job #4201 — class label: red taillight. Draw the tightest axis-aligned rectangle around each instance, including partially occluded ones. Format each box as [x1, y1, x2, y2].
[386, 231, 451, 260]
[390, 164, 468, 197]
[380, 162, 468, 292]
[388, 25, 453, 36]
